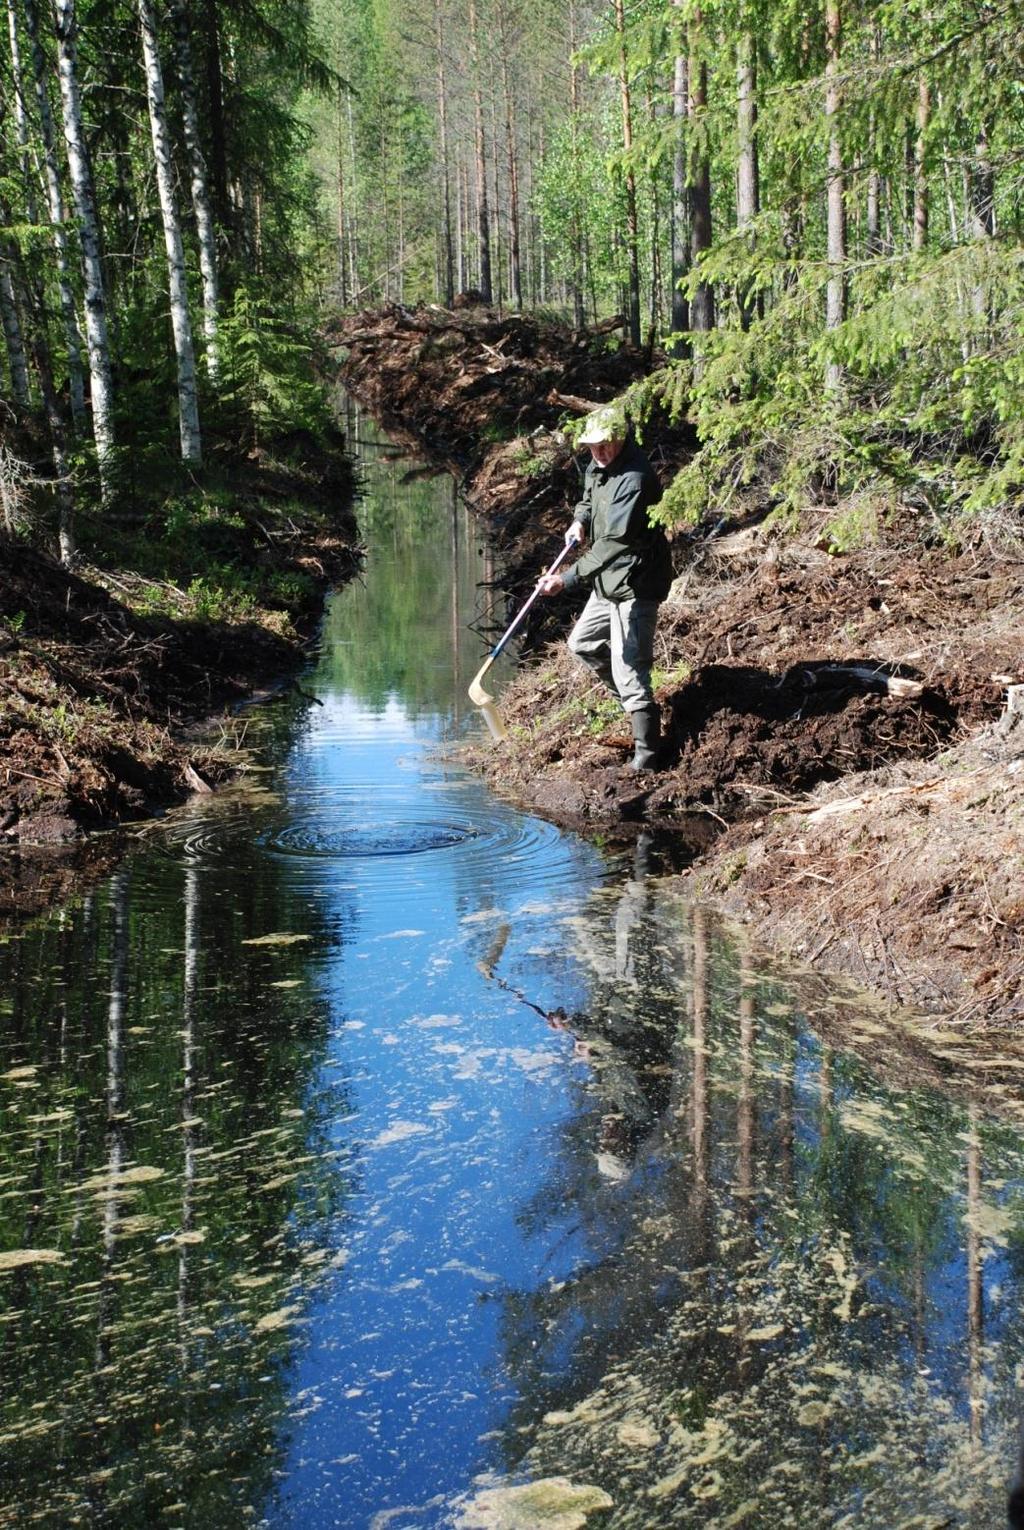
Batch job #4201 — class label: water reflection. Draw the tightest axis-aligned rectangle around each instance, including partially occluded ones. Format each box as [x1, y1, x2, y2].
[0, 849, 351, 1526]
[476, 891, 1024, 1529]
[1, 416, 1022, 1528]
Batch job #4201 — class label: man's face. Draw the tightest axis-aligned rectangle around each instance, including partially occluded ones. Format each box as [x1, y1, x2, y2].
[589, 437, 624, 469]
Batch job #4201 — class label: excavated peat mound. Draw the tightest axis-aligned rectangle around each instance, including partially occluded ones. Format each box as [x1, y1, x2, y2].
[0, 513, 359, 912]
[480, 543, 1019, 818]
[476, 539, 1024, 1020]
[326, 301, 694, 528]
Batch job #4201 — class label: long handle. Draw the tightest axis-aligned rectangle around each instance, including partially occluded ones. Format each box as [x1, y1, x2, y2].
[488, 539, 576, 662]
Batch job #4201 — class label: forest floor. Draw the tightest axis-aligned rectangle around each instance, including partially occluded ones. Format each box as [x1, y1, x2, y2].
[329, 301, 1024, 1027]
[0, 434, 360, 920]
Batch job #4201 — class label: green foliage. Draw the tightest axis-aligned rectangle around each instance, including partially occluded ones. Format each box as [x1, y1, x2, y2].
[510, 440, 553, 480]
[634, 237, 1024, 533]
[651, 659, 692, 692]
[184, 572, 259, 623]
[215, 285, 331, 446]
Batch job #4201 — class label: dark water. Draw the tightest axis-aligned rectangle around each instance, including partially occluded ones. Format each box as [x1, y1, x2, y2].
[2, 418, 1023, 1528]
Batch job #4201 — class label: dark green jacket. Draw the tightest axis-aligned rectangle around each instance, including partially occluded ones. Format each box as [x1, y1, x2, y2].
[562, 437, 672, 603]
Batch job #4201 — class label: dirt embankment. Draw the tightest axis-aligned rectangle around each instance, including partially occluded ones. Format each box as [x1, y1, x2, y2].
[327, 302, 1024, 1025]
[1, 447, 360, 918]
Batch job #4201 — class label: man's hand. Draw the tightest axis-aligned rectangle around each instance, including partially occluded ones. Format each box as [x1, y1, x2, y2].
[538, 573, 564, 597]
[566, 522, 585, 548]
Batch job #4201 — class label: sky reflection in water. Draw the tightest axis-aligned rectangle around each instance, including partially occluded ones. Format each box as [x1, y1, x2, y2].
[1, 418, 1023, 1529]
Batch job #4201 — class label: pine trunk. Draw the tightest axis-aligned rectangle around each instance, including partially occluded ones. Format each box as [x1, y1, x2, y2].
[467, 0, 492, 303]
[688, 12, 714, 335]
[670, 21, 690, 350]
[168, 0, 220, 380]
[824, 0, 845, 394]
[0, 253, 31, 408]
[499, 43, 522, 311]
[137, 0, 202, 464]
[434, 0, 454, 304]
[26, 285, 76, 564]
[346, 95, 359, 298]
[488, 79, 504, 310]
[335, 104, 348, 305]
[614, 0, 641, 347]
[567, 0, 585, 328]
[203, 0, 229, 233]
[53, 0, 117, 490]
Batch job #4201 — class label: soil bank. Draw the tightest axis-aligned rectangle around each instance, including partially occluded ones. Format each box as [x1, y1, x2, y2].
[1, 439, 360, 921]
[328, 302, 1024, 1027]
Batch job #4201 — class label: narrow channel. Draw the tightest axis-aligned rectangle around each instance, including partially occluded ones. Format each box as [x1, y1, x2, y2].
[1, 415, 1022, 1528]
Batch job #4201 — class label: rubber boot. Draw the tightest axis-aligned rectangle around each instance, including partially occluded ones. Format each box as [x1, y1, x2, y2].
[629, 705, 661, 772]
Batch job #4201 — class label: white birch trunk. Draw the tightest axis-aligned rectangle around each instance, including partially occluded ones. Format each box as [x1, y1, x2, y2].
[866, 25, 881, 255]
[21, 0, 87, 432]
[167, 0, 220, 381]
[53, 0, 116, 490]
[137, 0, 202, 465]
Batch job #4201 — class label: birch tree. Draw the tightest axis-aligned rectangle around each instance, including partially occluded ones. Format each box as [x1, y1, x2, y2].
[52, 0, 116, 492]
[168, 0, 220, 381]
[136, 0, 202, 465]
[912, 74, 930, 253]
[20, 0, 87, 432]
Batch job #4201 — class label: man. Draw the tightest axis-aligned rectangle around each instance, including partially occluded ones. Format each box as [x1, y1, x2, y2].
[538, 405, 672, 771]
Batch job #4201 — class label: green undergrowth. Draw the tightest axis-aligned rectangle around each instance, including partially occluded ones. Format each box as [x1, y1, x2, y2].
[73, 426, 356, 638]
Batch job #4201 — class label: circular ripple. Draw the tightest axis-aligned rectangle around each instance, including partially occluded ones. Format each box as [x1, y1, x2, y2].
[263, 821, 477, 858]
[145, 783, 622, 894]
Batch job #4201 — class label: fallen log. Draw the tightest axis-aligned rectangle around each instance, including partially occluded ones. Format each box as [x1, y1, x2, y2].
[546, 388, 605, 415]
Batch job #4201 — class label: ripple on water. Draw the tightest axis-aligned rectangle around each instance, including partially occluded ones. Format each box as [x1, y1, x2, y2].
[263, 820, 477, 858]
[150, 785, 601, 892]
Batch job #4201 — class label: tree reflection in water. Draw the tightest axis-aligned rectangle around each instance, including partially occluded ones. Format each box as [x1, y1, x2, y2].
[0, 845, 355, 1526]
[468, 857, 1024, 1528]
